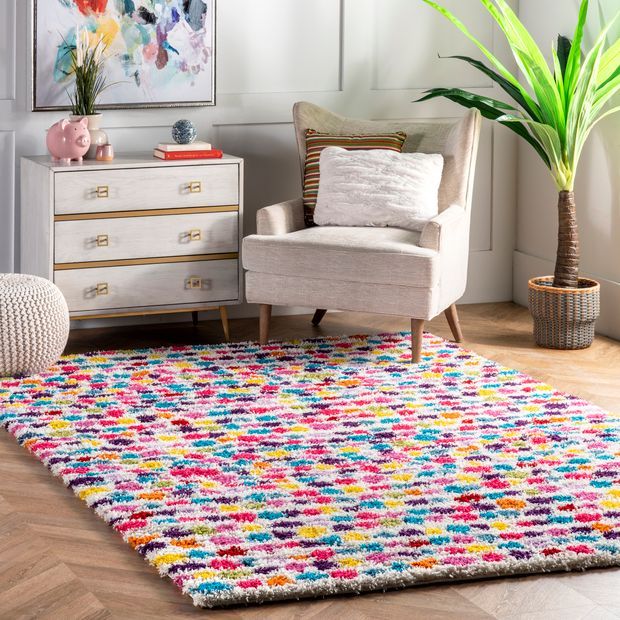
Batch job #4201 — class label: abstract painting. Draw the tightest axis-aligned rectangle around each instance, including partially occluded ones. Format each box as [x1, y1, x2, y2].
[33, 0, 216, 110]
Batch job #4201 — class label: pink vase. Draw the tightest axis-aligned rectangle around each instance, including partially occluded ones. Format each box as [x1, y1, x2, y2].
[70, 113, 108, 160]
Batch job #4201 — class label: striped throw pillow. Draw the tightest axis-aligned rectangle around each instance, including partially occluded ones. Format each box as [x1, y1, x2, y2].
[303, 129, 407, 226]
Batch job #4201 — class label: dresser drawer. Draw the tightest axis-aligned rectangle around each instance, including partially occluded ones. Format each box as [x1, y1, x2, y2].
[54, 211, 238, 264]
[54, 164, 239, 215]
[55, 259, 238, 313]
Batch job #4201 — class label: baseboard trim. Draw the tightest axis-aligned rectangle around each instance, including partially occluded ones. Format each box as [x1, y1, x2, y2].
[513, 250, 620, 340]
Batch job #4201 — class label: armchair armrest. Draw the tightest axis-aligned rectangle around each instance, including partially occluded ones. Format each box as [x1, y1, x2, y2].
[256, 198, 305, 235]
[419, 204, 470, 309]
[419, 204, 467, 252]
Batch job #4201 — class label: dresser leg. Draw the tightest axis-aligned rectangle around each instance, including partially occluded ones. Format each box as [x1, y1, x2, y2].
[192, 311, 199, 326]
[219, 306, 230, 342]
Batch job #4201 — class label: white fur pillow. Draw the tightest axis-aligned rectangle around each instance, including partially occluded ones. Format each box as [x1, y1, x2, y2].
[314, 147, 444, 232]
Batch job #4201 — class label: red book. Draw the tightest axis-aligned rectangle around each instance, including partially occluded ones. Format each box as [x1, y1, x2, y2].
[153, 149, 223, 160]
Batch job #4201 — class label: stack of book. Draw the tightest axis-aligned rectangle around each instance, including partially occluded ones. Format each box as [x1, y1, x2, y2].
[153, 141, 223, 160]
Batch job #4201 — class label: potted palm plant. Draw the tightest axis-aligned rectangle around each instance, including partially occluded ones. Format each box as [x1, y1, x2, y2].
[417, 0, 620, 349]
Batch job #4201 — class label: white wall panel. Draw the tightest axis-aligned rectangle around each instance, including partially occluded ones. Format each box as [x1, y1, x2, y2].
[372, 0, 493, 91]
[0, 0, 16, 100]
[213, 122, 302, 236]
[218, 0, 342, 95]
[469, 123, 493, 252]
[105, 125, 175, 152]
[0, 131, 15, 271]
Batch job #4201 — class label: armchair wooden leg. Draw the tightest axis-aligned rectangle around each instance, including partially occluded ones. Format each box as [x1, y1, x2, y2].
[444, 304, 463, 343]
[311, 309, 327, 326]
[411, 318, 425, 363]
[259, 304, 272, 345]
[219, 306, 230, 342]
[191, 311, 199, 326]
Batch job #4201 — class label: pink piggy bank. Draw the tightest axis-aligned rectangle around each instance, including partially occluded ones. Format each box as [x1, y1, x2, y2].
[46, 118, 91, 164]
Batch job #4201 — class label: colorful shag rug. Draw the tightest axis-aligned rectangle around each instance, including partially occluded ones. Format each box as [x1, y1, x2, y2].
[1, 333, 619, 607]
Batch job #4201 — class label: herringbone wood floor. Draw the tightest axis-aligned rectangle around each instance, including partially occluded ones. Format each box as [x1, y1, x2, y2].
[1, 303, 619, 620]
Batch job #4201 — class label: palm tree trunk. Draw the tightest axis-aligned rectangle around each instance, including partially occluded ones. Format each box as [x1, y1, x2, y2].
[553, 190, 579, 288]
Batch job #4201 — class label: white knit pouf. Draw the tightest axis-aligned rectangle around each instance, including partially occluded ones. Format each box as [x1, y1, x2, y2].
[0, 274, 70, 377]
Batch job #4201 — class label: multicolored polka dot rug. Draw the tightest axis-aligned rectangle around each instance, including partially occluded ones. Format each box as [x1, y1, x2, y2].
[1, 332, 619, 607]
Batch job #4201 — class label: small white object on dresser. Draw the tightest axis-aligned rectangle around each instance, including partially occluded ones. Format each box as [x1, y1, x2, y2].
[20, 152, 244, 339]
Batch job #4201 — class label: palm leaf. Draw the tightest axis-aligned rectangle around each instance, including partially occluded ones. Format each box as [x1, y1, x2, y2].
[566, 16, 617, 167]
[479, 0, 565, 136]
[588, 72, 620, 139]
[420, 0, 537, 111]
[416, 87, 517, 111]
[564, 0, 589, 96]
[499, 114, 570, 188]
[490, 0, 558, 83]
[440, 55, 543, 120]
[597, 19, 620, 85]
[557, 35, 572, 77]
[552, 46, 566, 108]
[592, 71, 620, 120]
[597, 64, 620, 92]
[417, 88, 551, 167]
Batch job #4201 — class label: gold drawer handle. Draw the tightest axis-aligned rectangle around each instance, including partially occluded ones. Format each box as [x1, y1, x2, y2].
[187, 276, 202, 290]
[96, 234, 109, 247]
[189, 229, 202, 241]
[96, 283, 109, 296]
[96, 185, 109, 198]
[187, 181, 202, 194]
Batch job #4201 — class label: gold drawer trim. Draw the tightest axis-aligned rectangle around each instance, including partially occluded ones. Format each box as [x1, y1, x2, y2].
[54, 252, 238, 271]
[55, 205, 239, 222]
[71, 306, 221, 321]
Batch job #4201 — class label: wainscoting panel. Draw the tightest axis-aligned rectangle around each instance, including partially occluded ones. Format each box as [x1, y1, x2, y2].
[0, 0, 16, 101]
[218, 0, 343, 95]
[212, 122, 302, 236]
[0, 131, 15, 271]
[104, 125, 177, 152]
[371, 0, 493, 91]
[469, 123, 493, 252]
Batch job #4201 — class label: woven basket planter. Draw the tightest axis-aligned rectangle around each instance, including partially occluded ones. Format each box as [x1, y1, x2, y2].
[528, 276, 600, 350]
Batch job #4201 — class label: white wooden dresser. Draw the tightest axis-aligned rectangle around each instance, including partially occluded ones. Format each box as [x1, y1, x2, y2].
[20, 153, 243, 339]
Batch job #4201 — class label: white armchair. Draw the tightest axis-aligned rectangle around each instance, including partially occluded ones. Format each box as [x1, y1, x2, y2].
[242, 103, 481, 362]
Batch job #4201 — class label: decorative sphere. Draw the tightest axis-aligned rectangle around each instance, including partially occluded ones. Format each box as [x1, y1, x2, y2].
[172, 120, 197, 145]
